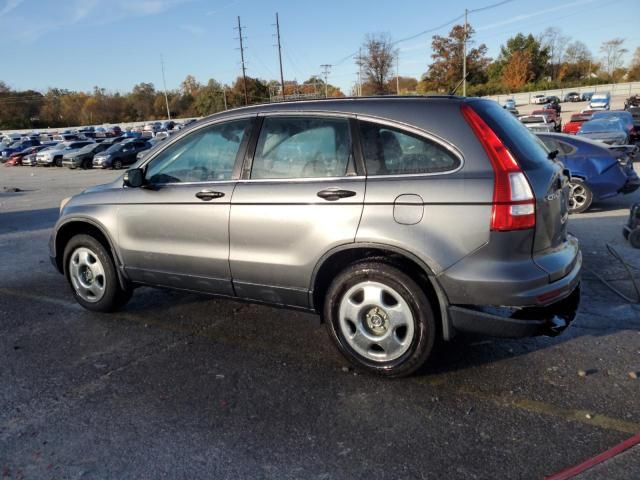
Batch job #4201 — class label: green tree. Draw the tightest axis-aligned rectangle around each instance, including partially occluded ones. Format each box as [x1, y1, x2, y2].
[492, 33, 550, 83]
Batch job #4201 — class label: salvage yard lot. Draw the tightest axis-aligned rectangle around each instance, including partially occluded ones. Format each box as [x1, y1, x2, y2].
[1, 167, 639, 479]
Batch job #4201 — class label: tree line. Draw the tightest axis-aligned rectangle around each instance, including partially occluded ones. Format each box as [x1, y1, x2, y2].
[2, 25, 639, 130]
[0, 75, 344, 129]
[355, 27, 639, 96]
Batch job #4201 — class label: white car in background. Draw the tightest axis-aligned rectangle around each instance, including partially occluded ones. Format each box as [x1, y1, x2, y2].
[519, 114, 555, 133]
[531, 94, 548, 105]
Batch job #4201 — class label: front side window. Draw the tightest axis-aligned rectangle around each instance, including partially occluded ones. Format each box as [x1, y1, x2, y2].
[359, 121, 460, 176]
[251, 117, 351, 179]
[145, 119, 251, 184]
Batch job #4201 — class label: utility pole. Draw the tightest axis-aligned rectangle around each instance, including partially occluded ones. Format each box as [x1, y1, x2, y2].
[396, 52, 400, 95]
[235, 16, 249, 105]
[275, 13, 286, 101]
[357, 48, 363, 96]
[320, 64, 331, 98]
[160, 53, 171, 120]
[223, 87, 228, 110]
[462, 8, 468, 97]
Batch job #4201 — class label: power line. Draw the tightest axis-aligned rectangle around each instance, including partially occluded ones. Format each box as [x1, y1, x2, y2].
[331, 0, 517, 67]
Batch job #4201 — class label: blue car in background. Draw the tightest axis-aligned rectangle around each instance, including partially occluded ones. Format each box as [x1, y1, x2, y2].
[537, 132, 639, 213]
[1, 138, 41, 159]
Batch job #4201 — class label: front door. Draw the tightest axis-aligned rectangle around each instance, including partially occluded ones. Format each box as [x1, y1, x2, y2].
[229, 115, 365, 308]
[117, 117, 254, 295]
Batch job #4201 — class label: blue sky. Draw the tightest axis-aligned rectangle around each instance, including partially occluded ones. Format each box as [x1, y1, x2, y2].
[1, 0, 638, 95]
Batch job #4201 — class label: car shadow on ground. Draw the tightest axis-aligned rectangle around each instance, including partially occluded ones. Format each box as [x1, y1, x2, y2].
[0, 207, 60, 234]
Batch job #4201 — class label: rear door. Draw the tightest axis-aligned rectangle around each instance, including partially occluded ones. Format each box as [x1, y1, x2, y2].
[229, 114, 364, 308]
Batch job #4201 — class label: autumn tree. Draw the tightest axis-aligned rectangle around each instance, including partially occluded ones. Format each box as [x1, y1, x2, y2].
[492, 33, 549, 83]
[385, 76, 418, 94]
[600, 38, 628, 81]
[422, 24, 490, 93]
[628, 47, 640, 81]
[357, 34, 397, 95]
[501, 50, 531, 90]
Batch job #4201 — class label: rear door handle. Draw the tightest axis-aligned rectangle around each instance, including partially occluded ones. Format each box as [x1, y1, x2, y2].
[317, 188, 357, 201]
[195, 190, 225, 201]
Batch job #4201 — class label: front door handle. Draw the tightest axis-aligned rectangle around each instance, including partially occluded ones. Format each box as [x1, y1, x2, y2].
[195, 190, 225, 201]
[317, 188, 357, 201]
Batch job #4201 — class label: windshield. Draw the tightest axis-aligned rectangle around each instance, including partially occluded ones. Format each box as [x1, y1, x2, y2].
[77, 143, 98, 153]
[591, 94, 608, 101]
[593, 111, 632, 125]
[105, 143, 124, 154]
[521, 116, 545, 124]
[570, 114, 591, 122]
[580, 120, 621, 133]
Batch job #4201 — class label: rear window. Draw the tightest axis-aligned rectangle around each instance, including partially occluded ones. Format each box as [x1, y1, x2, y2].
[470, 100, 551, 170]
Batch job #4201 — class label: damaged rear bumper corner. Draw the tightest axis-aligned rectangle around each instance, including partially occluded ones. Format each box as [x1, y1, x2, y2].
[448, 284, 581, 338]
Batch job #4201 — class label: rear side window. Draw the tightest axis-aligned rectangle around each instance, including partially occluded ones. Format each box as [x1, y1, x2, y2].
[251, 117, 351, 179]
[470, 100, 550, 170]
[359, 121, 459, 176]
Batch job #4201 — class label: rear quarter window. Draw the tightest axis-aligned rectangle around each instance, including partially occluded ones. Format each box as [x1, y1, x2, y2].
[470, 100, 551, 170]
[359, 121, 460, 176]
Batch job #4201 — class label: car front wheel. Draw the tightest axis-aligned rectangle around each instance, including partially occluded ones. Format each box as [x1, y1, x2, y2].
[113, 159, 122, 169]
[324, 261, 436, 377]
[63, 234, 132, 312]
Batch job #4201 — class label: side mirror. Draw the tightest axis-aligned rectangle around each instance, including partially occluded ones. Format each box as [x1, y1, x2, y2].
[123, 168, 144, 188]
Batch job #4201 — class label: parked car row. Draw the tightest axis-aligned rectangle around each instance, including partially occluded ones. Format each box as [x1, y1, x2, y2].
[1, 121, 189, 168]
[530, 92, 595, 105]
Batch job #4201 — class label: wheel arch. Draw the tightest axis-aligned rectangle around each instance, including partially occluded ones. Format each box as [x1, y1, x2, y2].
[310, 243, 453, 340]
[54, 218, 129, 290]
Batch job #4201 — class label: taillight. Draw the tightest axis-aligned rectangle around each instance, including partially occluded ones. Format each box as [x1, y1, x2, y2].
[461, 103, 536, 231]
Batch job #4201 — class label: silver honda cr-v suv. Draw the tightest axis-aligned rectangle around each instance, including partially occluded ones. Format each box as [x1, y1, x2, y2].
[50, 97, 581, 377]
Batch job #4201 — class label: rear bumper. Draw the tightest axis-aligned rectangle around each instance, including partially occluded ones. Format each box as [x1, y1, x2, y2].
[439, 233, 582, 338]
[620, 171, 640, 194]
[449, 285, 580, 338]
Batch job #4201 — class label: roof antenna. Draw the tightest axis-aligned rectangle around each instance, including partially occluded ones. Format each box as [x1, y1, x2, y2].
[449, 73, 469, 96]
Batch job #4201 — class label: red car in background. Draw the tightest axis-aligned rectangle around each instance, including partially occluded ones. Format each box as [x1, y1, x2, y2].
[3, 144, 51, 166]
[532, 109, 562, 131]
[563, 113, 593, 135]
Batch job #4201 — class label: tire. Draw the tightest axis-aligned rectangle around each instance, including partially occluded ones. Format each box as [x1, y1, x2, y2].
[630, 229, 640, 249]
[324, 261, 436, 378]
[82, 159, 92, 170]
[113, 159, 122, 170]
[63, 234, 132, 312]
[55, 156, 63, 167]
[568, 178, 593, 214]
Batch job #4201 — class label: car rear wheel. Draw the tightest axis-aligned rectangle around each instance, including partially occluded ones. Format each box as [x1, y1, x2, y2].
[63, 234, 132, 312]
[324, 261, 436, 377]
[113, 159, 122, 169]
[568, 178, 593, 214]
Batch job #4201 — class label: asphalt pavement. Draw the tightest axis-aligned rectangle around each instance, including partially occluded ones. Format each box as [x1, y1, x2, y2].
[1, 167, 639, 479]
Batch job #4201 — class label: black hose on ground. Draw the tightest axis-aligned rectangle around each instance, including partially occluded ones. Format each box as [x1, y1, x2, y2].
[586, 243, 640, 304]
